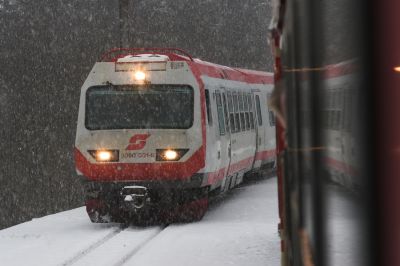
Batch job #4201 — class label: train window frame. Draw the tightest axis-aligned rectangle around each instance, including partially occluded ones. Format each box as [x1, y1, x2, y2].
[243, 93, 249, 111]
[255, 95, 263, 126]
[85, 84, 194, 130]
[222, 93, 230, 133]
[244, 93, 250, 130]
[325, 88, 344, 131]
[344, 87, 353, 133]
[267, 93, 276, 127]
[238, 92, 246, 131]
[215, 91, 226, 136]
[233, 92, 241, 132]
[227, 92, 236, 133]
[338, 89, 344, 130]
[205, 89, 213, 126]
[248, 94, 255, 129]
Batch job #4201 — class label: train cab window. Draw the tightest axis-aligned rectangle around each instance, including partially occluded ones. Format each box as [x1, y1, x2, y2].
[227, 92, 236, 133]
[244, 93, 250, 130]
[222, 93, 230, 133]
[248, 94, 255, 129]
[85, 85, 194, 130]
[238, 93, 246, 131]
[205, 89, 213, 126]
[233, 93, 241, 132]
[215, 92, 225, 135]
[255, 95, 263, 126]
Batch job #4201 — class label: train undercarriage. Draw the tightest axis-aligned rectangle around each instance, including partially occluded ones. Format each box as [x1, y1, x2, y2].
[84, 180, 209, 224]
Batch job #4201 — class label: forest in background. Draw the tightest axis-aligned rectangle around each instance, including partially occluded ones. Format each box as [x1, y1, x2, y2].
[0, 0, 272, 229]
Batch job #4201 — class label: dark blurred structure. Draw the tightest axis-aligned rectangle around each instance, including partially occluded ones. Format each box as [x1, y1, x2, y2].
[375, 2, 400, 266]
[0, 0, 273, 229]
[269, 0, 372, 265]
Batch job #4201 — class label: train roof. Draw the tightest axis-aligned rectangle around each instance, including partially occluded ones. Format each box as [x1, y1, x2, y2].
[100, 48, 274, 85]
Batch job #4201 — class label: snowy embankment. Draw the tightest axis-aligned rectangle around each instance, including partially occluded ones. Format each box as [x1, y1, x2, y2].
[0, 177, 281, 266]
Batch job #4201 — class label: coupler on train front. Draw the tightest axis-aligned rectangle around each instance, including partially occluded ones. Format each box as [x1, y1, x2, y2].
[84, 181, 209, 224]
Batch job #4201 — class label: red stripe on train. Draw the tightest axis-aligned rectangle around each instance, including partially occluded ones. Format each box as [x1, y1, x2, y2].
[207, 149, 277, 185]
[189, 61, 274, 85]
[255, 149, 277, 161]
[323, 156, 358, 177]
[227, 157, 254, 176]
[324, 61, 357, 79]
[207, 168, 226, 185]
[74, 147, 205, 181]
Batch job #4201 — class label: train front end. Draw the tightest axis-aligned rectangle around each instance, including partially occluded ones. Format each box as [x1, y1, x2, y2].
[74, 50, 206, 223]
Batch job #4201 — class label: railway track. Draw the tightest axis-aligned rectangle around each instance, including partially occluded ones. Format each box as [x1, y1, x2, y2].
[61, 224, 167, 266]
[0, 177, 280, 266]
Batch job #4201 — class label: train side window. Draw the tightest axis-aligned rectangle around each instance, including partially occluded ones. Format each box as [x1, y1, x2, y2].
[227, 92, 236, 133]
[233, 93, 241, 132]
[328, 90, 334, 129]
[255, 95, 263, 126]
[222, 93, 230, 133]
[244, 93, 250, 130]
[238, 93, 246, 131]
[215, 92, 225, 135]
[332, 90, 338, 130]
[345, 88, 353, 132]
[248, 94, 255, 129]
[350, 89, 356, 133]
[267, 93, 276, 126]
[339, 89, 344, 130]
[205, 89, 213, 126]
[330, 89, 342, 131]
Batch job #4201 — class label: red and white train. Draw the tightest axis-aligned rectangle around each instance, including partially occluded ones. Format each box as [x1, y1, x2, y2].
[74, 48, 276, 223]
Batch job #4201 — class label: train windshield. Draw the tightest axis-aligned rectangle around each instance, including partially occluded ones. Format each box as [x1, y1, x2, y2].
[85, 85, 194, 130]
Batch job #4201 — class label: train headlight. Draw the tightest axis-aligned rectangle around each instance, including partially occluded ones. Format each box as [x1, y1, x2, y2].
[88, 150, 119, 162]
[156, 149, 189, 161]
[164, 150, 178, 160]
[97, 151, 112, 161]
[134, 70, 146, 81]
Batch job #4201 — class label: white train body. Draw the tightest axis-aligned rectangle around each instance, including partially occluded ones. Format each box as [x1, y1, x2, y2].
[74, 48, 276, 222]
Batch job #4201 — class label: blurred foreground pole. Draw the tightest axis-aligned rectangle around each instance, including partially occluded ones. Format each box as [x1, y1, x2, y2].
[376, 1, 400, 265]
[119, 0, 130, 47]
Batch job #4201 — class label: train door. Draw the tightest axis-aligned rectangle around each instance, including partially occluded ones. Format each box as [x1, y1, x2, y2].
[215, 90, 231, 189]
[205, 88, 219, 179]
[254, 92, 266, 167]
[221, 91, 237, 191]
[230, 91, 241, 177]
[247, 92, 258, 169]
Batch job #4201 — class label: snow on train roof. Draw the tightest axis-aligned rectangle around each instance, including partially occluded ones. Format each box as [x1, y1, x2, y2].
[193, 58, 274, 85]
[100, 48, 274, 85]
[117, 54, 170, 63]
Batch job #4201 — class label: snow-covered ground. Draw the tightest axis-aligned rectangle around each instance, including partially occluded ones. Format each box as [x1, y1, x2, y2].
[0, 177, 362, 266]
[0, 177, 280, 266]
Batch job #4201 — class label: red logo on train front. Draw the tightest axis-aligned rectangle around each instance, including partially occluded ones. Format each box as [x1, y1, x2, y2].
[126, 134, 151, 150]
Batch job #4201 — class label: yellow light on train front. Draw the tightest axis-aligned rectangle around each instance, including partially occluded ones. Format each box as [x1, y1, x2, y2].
[97, 151, 112, 161]
[88, 150, 119, 162]
[164, 150, 178, 160]
[156, 149, 189, 161]
[394, 66, 400, 72]
[134, 70, 146, 81]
